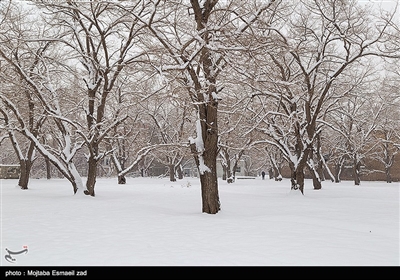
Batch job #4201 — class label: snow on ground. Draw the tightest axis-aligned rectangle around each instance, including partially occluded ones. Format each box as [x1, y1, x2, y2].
[1, 176, 399, 266]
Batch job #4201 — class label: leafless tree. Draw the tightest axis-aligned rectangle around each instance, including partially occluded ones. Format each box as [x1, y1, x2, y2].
[0, 2, 81, 190]
[136, 0, 280, 213]
[36, 1, 155, 196]
[240, 0, 399, 193]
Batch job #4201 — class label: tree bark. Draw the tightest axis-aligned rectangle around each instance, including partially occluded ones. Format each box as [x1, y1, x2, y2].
[290, 165, 305, 195]
[199, 154, 220, 214]
[268, 168, 273, 179]
[353, 157, 361, 186]
[307, 163, 322, 190]
[222, 165, 227, 181]
[168, 164, 176, 182]
[85, 155, 97, 196]
[118, 174, 126, 184]
[334, 160, 344, 183]
[18, 159, 32, 190]
[177, 165, 183, 180]
[45, 157, 51, 180]
[385, 166, 392, 183]
[273, 166, 282, 181]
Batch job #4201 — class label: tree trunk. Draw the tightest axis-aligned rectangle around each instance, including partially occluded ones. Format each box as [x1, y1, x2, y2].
[353, 158, 361, 186]
[290, 169, 305, 194]
[188, 0, 222, 214]
[18, 159, 32, 190]
[222, 165, 227, 180]
[17, 140, 36, 189]
[268, 167, 273, 179]
[199, 158, 220, 214]
[307, 163, 322, 190]
[225, 160, 233, 183]
[190, 109, 221, 213]
[385, 166, 392, 183]
[273, 166, 282, 181]
[289, 162, 305, 194]
[118, 174, 126, 184]
[169, 164, 176, 182]
[85, 156, 97, 196]
[176, 164, 183, 180]
[334, 162, 342, 183]
[316, 159, 325, 182]
[45, 157, 51, 180]
[191, 143, 221, 213]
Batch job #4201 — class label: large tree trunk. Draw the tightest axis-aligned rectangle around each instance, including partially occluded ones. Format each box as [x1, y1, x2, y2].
[192, 139, 221, 214]
[85, 155, 97, 196]
[190, 106, 220, 214]
[199, 153, 220, 214]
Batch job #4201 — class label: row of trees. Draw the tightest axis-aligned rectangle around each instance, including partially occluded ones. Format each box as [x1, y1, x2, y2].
[1, 0, 399, 214]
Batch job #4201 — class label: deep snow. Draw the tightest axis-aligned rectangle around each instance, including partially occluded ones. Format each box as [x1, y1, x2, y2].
[1, 176, 399, 266]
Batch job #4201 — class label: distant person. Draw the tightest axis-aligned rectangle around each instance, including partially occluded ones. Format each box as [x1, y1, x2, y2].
[261, 171, 265, 180]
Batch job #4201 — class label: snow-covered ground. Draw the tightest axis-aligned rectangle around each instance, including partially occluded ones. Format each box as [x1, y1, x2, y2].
[1, 177, 399, 266]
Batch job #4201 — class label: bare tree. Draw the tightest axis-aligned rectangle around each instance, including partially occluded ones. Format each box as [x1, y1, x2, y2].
[37, 1, 154, 196]
[371, 72, 400, 183]
[147, 99, 193, 182]
[0, 2, 79, 190]
[240, 0, 399, 193]
[137, 0, 279, 213]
